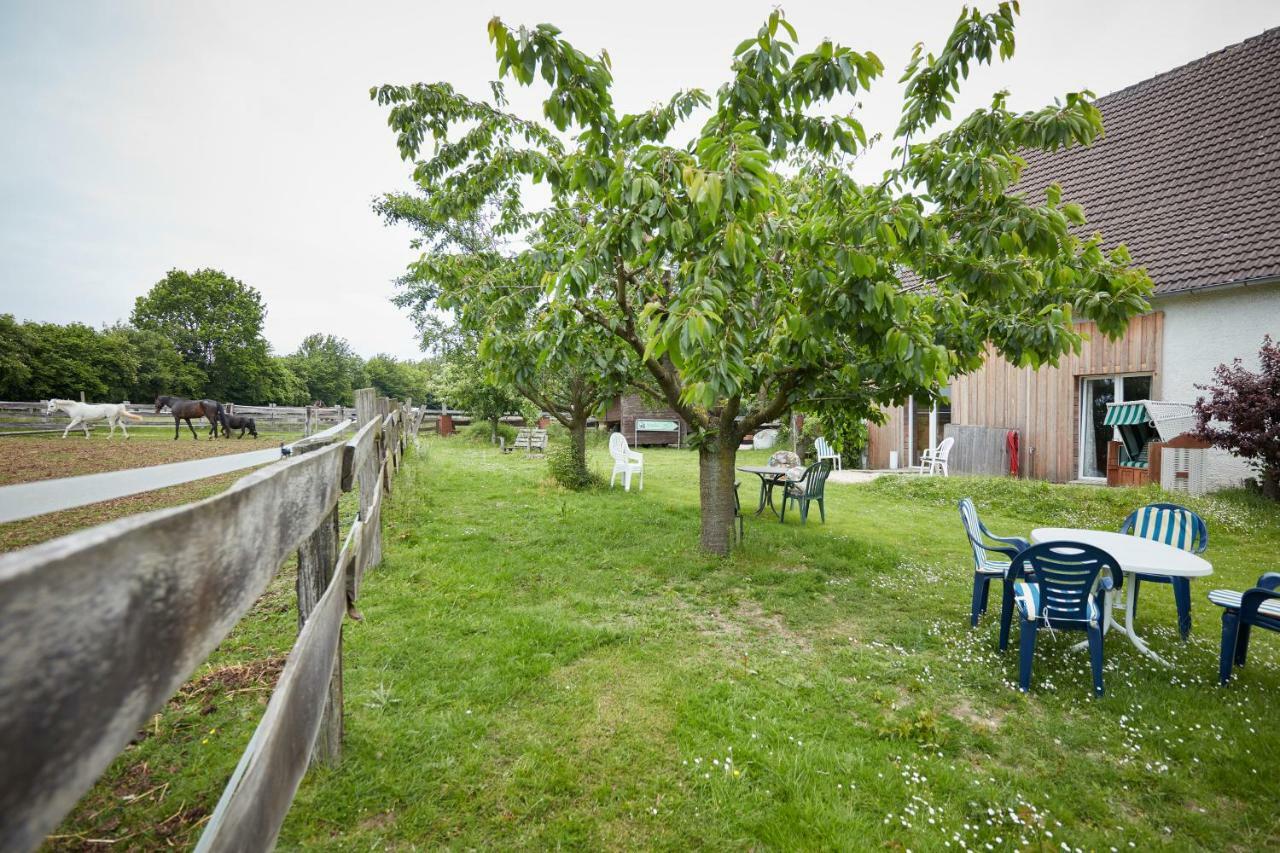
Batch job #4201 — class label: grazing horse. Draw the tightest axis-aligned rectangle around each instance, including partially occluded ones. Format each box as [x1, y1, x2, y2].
[221, 412, 258, 439]
[155, 396, 225, 440]
[45, 399, 143, 438]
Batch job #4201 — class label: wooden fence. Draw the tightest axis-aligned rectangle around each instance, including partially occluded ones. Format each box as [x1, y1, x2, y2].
[0, 388, 424, 852]
[0, 400, 357, 436]
[943, 423, 1017, 477]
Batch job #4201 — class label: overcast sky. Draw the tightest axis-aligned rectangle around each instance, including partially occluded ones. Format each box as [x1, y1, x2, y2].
[2, 1, 1277, 360]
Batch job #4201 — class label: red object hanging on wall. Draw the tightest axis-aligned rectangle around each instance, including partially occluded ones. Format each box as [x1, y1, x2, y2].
[1006, 430, 1020, 477]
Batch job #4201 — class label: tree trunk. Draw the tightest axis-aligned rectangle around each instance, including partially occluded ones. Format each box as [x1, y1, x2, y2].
[1263, 464, 1280, 501]
[569, 417, 589, 483]
[698, 438, 740, 555]
[489, 417, 499, 444]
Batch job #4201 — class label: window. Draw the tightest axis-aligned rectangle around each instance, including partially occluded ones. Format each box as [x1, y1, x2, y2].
[1078, 374, 1153, 479]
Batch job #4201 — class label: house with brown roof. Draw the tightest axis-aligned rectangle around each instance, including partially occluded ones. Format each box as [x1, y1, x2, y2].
[866, 26, 1280, 489]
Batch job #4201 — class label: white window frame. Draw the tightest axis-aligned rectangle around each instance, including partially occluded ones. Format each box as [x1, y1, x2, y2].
[1077, 372, 1153, 481]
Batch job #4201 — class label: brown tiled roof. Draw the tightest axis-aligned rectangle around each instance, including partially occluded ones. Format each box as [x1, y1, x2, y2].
[1014, 26, 1280, 295]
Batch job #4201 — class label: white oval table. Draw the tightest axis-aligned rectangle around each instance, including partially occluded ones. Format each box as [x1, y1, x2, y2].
[1030, 528, 1213, 666]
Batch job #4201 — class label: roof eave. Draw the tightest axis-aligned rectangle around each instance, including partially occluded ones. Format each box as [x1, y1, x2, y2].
[1151, 274, 1280, 301]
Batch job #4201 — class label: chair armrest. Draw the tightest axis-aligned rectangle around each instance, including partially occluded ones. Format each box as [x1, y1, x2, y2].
[980, 542, 1021, 561]
[985, 531, 1030, 553]
[628, 450, 644, 462]
[1240, 587, 1280, 622]
[1256, 572, 1280, 591]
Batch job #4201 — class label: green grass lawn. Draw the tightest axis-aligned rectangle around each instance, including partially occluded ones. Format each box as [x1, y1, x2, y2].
[273, 440, 1278, 850]
[48, 437, 1280, 850]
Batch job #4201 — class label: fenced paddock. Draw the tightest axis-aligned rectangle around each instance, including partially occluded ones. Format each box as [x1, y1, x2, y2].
[0, 400, 356, 437]
[0, 388, 423, 852]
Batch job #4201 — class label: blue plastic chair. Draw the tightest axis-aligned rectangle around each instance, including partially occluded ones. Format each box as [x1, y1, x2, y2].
[1120, 503, 1207, 640]
[1209, 573, 1280, 684]
[957, 498, 1029, 647]
[1007, 542, 1121, 696]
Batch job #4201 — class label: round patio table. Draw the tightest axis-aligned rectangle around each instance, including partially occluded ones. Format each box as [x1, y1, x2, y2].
[1030, 527, 1213, 666]
[737, 465, 792, 516]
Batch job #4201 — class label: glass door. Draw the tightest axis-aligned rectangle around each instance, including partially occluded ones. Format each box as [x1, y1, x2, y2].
[1122, 375, 1151, 403]
[908, 388, 952, 468]
[1078, 374, 1152, 479]
[911, 393, 932, 467]
[1079, 377, 1116, 479]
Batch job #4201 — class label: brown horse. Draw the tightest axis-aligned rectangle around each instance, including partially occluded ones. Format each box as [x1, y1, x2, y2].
[155, 396, 225, 440]
[220, 412, 258, 439]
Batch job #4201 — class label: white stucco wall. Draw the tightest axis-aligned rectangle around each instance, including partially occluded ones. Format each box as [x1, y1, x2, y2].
[1158, 281, 1280, 491]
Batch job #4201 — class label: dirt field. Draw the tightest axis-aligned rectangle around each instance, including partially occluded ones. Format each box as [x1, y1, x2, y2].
[0, 432, 299, 552]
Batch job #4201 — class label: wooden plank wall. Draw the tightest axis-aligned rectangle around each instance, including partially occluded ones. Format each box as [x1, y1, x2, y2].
[866, 404, 906, 469]
[616, 393, 689, 447]
[866, 313, 1163, 482]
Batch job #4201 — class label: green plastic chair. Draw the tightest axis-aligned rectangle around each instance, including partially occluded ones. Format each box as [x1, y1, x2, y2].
[779, 460, 832, 524]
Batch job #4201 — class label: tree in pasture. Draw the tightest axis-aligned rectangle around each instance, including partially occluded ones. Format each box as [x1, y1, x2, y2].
[286, 333, 365, 406]
[131, 268, 273, 401]
[377, 4, 1152, 552]
[1194, 336, 1280, 500]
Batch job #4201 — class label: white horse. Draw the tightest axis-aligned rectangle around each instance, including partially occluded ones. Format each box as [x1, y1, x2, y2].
[45, 399, 144, 439]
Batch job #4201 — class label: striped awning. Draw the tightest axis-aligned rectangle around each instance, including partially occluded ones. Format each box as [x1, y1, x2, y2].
[1104, 402, 1149, 426]
[1104, 399, 1197, 441]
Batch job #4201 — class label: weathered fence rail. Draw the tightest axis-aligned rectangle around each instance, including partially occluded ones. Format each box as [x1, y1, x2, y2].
[0, 389, 425, 852]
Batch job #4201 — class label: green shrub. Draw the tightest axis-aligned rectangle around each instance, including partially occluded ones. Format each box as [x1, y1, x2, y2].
[864, 473, 1269, 535]
[547, 443, 602, 490]
[545, 421, 610, 447]
[458, 421, 517, 446]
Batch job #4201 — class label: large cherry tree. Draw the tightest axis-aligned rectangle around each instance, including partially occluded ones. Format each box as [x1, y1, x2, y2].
[375, 3, 1152, 553]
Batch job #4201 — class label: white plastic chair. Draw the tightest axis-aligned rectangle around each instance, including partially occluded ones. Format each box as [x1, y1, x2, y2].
[814, 436, 842, 470]
[918, 436, 955, 476]
[609, 432, 644, 491]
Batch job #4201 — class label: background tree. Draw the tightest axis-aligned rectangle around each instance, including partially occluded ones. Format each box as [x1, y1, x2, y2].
[376, 4, 1152, 553]
[16, 321, 138, 401]
[363, 353, 433, 403]
[105, 324, 205, 400]
[286, 333, 366, 406]
[131, 268, 273, 401]
[0, 315, 33, 398]
[428, 343, 524, 442]
[1194, 335, 1280, 500]
[259, 356, 310, 406]
[379, 195, 631, 484]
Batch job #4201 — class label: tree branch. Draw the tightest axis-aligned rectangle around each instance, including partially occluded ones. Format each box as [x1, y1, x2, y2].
[574, 301, 704, 429]
[739, 373, 801, 435]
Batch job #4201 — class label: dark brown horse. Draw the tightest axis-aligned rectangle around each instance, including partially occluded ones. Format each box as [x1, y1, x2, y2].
[155, 396, 224, 440]
[220, 412, 258, 439]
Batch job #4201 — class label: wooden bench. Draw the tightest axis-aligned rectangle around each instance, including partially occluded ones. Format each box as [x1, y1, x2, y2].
[502, 427, 548, 455]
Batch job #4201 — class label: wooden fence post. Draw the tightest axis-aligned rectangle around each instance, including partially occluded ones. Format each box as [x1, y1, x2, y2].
[295, 505, 342, 766]
[355, 389, 382, 569]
